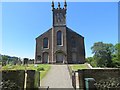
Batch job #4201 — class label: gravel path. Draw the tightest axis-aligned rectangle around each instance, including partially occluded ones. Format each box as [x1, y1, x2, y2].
[41, 65, 74, 89]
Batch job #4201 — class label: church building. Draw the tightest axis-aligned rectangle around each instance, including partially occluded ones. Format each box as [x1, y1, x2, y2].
[35, 1, 85, 64]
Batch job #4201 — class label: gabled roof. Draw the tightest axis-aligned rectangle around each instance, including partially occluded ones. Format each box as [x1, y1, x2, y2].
[66, 27, 84, 38]
[36, 27, 84, 40]
[36, 28, 52, 39]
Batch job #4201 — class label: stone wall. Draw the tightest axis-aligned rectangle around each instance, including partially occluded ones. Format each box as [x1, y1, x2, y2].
[76, 69, 120, 89]
[67, 27, 85, 64]
[1, 70, 40, 89]
[82, 69, 120, 82]
[2, 70, 25, 89]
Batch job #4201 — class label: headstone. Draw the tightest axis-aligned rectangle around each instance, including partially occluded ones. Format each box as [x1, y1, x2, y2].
[23, 58, 29, 65]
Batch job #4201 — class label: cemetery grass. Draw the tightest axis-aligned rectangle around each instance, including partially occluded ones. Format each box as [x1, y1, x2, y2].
[1, 64, 51, 80]
[69, 63, 89, 71]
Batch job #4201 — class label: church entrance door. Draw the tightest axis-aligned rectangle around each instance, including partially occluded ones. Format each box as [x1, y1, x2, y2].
[56, 53, 64, 63]
[43, 52, 49, 63]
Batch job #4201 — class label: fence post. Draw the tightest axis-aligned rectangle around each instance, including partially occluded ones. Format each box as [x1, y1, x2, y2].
[78, 70, 85, 90]
[72, 71, 76, 89]
[24, 70, 27, 90]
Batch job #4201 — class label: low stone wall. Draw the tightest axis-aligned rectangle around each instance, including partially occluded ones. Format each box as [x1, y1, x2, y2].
[81, 69, 120, 82]
[77, 69, 120, 89]
[1, 70, 40, 89]
[2, 70, 25, 89]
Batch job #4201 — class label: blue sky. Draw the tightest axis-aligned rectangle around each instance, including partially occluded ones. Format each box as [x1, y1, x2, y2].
[1, 2, 118, 59]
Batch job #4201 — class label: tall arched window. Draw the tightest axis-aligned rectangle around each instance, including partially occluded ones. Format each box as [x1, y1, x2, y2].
[43, 37, 48, 48]
[57, 31, 62, 45]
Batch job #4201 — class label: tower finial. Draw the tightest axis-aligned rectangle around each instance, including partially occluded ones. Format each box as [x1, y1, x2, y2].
[58, 2, 60, 9]
[64, 0, 67, 9]
[52, 0, 54, 10]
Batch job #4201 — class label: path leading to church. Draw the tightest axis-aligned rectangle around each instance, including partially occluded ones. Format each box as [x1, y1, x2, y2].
[41, 65, 74, 88]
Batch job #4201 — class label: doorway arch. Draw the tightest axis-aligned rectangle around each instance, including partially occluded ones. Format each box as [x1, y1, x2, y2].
[43, 52, 49, 63]
[56, 52, 65, 63]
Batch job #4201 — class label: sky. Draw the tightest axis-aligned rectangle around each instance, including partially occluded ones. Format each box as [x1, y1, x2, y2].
[1, 1, 118, 59]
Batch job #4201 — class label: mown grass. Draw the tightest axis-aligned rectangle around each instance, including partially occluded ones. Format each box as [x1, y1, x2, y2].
[69, 63, 89, 71]
[2, 64, 51, 80]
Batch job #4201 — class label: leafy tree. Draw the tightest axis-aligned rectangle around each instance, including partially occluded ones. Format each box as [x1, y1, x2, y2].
[112, 43, 120, 67]
[86, 57, 97, 67]
[2, 55, 9, 62]
[1, 55, 9, 66]
[91, 42, 114, 67]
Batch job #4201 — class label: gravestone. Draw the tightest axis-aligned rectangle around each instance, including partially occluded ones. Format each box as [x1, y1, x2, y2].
[23, 58, 29, 65]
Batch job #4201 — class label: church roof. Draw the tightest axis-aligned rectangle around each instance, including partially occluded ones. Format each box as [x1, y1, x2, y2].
[66, 27, 84, 38]
[36, 27, 84, 40]
[36, 28, 52, 39]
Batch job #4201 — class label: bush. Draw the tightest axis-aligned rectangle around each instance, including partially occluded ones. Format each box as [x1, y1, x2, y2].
[37, 67, 44, 71]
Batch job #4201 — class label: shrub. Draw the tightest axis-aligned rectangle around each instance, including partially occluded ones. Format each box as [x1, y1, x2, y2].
[37, 67, 44, 71]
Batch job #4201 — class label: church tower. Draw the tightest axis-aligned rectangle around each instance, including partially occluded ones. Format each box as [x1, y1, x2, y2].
[51, 1, 68, 63]
[52, 1, 67, 27]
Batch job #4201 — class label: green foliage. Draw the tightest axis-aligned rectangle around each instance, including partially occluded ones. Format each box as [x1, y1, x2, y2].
[2, 64, 51, 80]
[86, 57, 97, 67]
[37, 67, 44, 71]
[69, 64, 89, 71]
[91, 42, 114, 67]
[1, 55, 22, 66]
[112, 43, 120, 67]
[86, 42, 120, 68]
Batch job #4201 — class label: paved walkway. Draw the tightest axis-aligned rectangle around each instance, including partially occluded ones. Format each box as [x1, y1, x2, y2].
[41, 65, 74, 88]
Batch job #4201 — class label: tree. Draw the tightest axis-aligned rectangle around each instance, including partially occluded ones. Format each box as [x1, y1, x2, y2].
[86, 57, 97, 67]
[2, 55, 9, 66]
[91, 42, 114, 67]
[112, 43, 120, 67]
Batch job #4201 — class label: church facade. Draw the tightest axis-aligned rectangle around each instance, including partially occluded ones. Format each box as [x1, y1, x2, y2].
[35, 1, 85, 64]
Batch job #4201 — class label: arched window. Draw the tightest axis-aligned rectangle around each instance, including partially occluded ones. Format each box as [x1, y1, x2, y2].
[71, 37, 76, 48]
[57, 31, 62, 45]
[43, 37, 48, 48]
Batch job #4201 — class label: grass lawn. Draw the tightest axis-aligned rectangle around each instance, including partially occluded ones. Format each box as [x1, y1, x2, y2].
[69, 63, 89, 71]
[2, 64, 51, 80]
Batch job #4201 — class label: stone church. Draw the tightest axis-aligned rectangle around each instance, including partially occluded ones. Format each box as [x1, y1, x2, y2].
[35, 1, 85, 64]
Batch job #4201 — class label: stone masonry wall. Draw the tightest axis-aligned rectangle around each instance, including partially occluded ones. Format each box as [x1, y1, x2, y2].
[78, 69, 120, 89]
